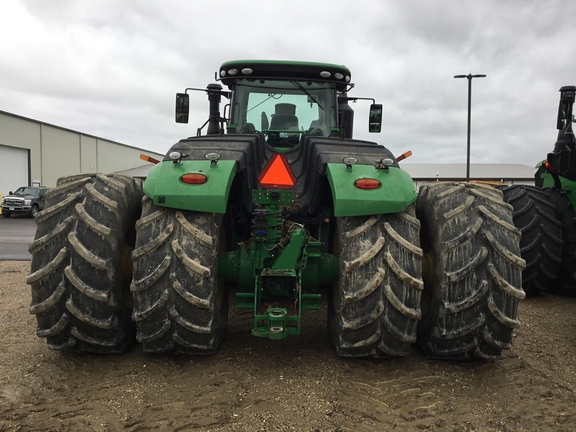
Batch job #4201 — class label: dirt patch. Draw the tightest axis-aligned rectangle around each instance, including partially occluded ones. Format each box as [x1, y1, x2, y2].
[1, 261, 576, 431]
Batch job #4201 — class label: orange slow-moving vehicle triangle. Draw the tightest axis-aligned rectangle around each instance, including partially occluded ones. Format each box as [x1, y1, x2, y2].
[258, 154, 296, 189]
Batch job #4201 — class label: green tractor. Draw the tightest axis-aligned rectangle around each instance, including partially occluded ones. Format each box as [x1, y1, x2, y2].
[27, 60, 525, 360]
[500, 86, 576, 296]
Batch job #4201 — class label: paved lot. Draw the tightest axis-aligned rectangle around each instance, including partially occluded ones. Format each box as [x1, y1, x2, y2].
[0, 215, 36, 260]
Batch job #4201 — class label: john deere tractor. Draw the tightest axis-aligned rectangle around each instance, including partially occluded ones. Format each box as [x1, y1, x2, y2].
[27, 60, 525, 360]
[500, 86, 576, 296]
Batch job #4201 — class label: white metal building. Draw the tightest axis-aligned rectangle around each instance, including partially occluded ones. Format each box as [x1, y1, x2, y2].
[0, 110, 164, 197]
[401, 163, 537, 190]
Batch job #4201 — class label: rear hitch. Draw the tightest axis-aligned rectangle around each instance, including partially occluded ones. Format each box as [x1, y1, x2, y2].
[218, 189, 338, 339]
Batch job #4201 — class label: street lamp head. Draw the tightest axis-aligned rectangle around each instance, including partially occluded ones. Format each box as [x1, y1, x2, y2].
[454, 74, 487, 79]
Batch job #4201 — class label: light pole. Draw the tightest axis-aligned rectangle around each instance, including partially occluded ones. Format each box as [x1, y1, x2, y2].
[454, 73, 486, 182]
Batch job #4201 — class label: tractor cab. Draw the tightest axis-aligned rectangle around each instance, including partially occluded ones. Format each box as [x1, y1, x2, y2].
[175, 60, 382, 143]
[219, 60, 347, 147]
[228, 79, 337, 146]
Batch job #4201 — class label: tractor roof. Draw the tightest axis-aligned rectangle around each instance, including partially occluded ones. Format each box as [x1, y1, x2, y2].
[218, 60, 352, 91]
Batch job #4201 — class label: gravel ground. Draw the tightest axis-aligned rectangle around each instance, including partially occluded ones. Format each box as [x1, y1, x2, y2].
[1, 260, 576, 431]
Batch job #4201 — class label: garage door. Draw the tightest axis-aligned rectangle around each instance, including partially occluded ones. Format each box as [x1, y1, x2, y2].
[0, 144, 29, 199]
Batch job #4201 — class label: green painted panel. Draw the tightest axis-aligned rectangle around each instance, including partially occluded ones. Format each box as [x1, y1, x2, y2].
[326, 164, 417, 217]
[540, 172, 576, 210]
[143, 160, 236, 213]
[220, 59, 350, 73]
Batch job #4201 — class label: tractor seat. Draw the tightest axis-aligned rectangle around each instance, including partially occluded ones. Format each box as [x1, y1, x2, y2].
[270, 114, 299, 130]
[268, 114, 300, 146]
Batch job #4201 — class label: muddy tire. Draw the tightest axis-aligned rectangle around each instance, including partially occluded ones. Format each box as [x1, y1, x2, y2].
[498, 185, 562, 295]
[547, 188, 576, 294]
[27, 174, 143, 353]
[328, 203, 423, 358]
[131, 196, 228, 354]
[416, 182, 526, 360]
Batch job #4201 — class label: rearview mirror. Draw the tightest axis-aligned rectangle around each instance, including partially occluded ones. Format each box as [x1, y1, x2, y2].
[369, 104, 382, 133]
[176, 93, 189, 123]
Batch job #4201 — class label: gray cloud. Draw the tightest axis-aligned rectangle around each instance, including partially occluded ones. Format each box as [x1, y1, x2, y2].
[1, 0, 575, 167]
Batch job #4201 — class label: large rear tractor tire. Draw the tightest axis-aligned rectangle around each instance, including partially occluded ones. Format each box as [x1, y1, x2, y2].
[416, 182, 526, 360]
[547, 188, 576, 294]
[498, 185, 562, 295]
[27, 174, 143, 353]
[329, 203, 423, 358]
[131, 196, 228, 354]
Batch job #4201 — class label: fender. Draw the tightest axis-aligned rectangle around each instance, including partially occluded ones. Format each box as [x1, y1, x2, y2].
[143, 159, 236, 213]
[326, 163, 417, 217]
[539, 172, 576, 209]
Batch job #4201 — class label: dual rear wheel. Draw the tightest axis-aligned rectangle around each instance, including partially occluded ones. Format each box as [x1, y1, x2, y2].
[328, 182, 526, 360]
[28, 179, 228, 355]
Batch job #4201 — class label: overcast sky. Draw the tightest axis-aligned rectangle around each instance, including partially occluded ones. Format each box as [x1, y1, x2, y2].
[2, 0, 575, 168]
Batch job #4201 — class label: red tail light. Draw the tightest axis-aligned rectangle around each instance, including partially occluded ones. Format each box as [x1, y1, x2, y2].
[181, 173, 207, 184]
[354, 178, 381, 189]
